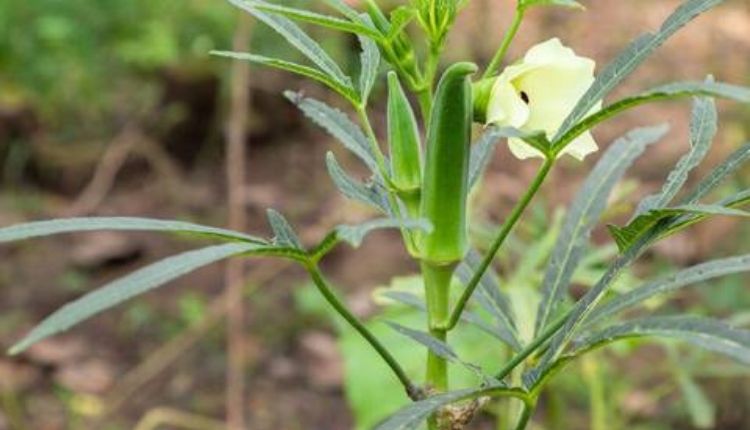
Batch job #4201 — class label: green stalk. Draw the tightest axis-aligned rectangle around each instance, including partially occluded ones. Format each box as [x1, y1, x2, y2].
[305, 263, 421, 399]
[422, 262, 455, 390]
[422, 261, 455, 430]
[483, 5, 525, 79]
[444, 157, 554, 330]
[495, 309, 570, 381]
[512, 397, 537, 430]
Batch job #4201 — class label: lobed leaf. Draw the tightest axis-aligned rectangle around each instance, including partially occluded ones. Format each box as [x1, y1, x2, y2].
[635, 96, 717, 216]
[9, 243, 264, 355]
[0, 217, 263, 244]
[312, 217, 431, 259]
[385, 321, 458, 362]
[555, 0, 726, 141]
[585, 254, 750, 327]
[386, 321, 488, 379]
[572, 316, 750, 366]
[382, 291, 507, 344]
[680, 141, 750, 204]
[323, 0, 362, 20]
[609, 204, 750, 252]
[285, 91, 381, 175]
[325, 152, 391, 214]
[553, 80, 750, 153]
[335, 218, 431, 248]
[456, 249, 521, 350]
[227, 0, 352, 89]
[239, 0, 381, 38]
[469, 126, 549, 188]
[535, 125, 668, 335]
[358, 16, 381, 102]
[212, 51, 357, 101]
[266, 209, 304, 249]
[537, 229, 659, 371]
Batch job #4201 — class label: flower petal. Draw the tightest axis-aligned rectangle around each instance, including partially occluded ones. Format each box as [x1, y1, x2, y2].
[487, 79, 530, 128]
[507, 137, 546, 160]
[560, 131, 599, 161]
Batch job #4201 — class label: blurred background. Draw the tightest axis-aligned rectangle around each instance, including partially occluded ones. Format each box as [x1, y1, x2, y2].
[0, 0, 749, 429]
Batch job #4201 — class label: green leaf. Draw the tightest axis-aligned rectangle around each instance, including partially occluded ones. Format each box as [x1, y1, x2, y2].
[212, 51, 357, 101]
[535, 125, 668, 335]
[374, 383, 527, 430]
[521, 0, 584, 9]
[636, 96, 717, 216]
[237, 0, 381, 38]
[358, 17, 380, 102]
[9, 243, 259, 355]
[555, 0, 726, 140]
[382, 291, 507, 344]
[226, 0, 352, 89]
[328, 277, 510, 429]
[335, 218, 431, 248]
[537, 229, 659, 371]
[386, 321, 488, 379]
[572, 316, 750, 366]
[312, 217, 431, 259]
[680, 141, 750, 204]
[323, 0, 362, 20]
[456, 249, 521, 350]
[609, 204, 750, 252]
[608, 96, 720, 251]
[585, 254, 750, 327]
[385, 322, 458, 362]
[325, 152, 391, 214]
[469, 126, 549, 188]
[285, 91, 381, 175]
[553, 80, 750, 153]
[266, 209, 303, 249]
[468, 128, 502, 189]
[0, 217, 263, 244]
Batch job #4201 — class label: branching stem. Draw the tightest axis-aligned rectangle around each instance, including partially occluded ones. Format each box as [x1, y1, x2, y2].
[444, 157, 554, 331]
[483, 6, 526, 79]
[305, 263, 421, 400]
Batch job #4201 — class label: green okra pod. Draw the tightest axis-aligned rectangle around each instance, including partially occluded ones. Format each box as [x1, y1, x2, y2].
[419, 62, 477, 264]
[387, 72, 422, 199]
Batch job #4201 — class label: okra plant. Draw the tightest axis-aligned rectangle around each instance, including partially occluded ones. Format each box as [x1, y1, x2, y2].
[3, 0, 750, 428]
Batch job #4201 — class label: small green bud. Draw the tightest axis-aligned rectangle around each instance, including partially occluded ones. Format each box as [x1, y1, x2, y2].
[419, 62, 477, 264]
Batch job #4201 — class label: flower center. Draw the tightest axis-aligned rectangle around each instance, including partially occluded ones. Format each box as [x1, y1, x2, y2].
[520, 91, 530, 104]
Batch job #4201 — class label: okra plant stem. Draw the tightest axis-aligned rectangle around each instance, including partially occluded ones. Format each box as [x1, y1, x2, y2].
[513, 397, 537, 430]
[421, 261, 455, 395]
[483, 6, 526, 79]
[444, 157, 554, 331]
[495, 309, 571, 381]
[305, 263, 421, 400]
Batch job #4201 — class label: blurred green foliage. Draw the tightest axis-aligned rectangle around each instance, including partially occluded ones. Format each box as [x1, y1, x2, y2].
[0, 0, 234, 133]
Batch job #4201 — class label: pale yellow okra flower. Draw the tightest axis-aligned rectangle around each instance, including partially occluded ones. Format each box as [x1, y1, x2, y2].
[486, 38, 601, 160]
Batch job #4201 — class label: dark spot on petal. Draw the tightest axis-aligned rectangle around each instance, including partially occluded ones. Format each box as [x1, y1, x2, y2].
[520, 91, 530, 104]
